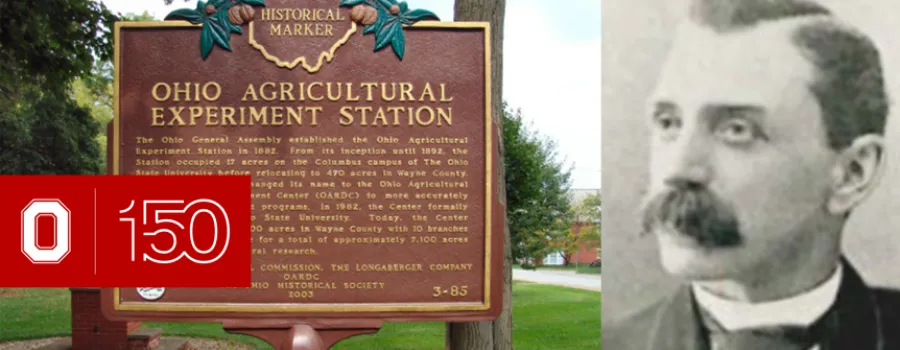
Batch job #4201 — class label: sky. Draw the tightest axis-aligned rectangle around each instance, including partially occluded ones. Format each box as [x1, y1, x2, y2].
[100, 0, 602, 190]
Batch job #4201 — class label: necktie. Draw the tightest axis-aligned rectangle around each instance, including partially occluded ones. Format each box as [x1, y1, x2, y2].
[699, 307, 819, 350]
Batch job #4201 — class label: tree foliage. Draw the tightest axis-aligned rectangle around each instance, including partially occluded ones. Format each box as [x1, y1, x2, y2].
[71, 11, 157, 171]
[553, 222, 582, 266]
[0, 3, 158, 175]
[0, 0, 117, 104]
[72, 69, 112, 171]
[502, 104, 573, 262]
[0, 89, 104, 174]
[553, 192, 602, 265]
[0, 0, 121, 175]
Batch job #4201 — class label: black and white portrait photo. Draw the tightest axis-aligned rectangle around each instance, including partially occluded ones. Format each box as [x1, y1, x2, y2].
[603, 0, 900, 349]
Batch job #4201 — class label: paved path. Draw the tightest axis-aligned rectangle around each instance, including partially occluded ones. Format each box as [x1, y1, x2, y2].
[512, 269, 602, 292]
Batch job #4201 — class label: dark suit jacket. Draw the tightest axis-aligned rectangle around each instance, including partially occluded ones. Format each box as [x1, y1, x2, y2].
[604, 260, 900, 350]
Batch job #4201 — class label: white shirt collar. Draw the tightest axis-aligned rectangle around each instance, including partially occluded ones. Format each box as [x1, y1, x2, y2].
[692, 264, 842, 330]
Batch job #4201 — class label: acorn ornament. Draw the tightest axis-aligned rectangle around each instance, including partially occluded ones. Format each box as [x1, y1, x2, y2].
[205, 4, 216, 15]
[239, 4, 256, 22]
[389, 4, 400, 15]
[228, 6, 243, 25]
[350, 4, 378, 25]
[228, 4, 256, 25]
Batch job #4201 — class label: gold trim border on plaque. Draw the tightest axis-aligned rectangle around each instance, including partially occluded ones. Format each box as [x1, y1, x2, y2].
[112, 20, 493, 313]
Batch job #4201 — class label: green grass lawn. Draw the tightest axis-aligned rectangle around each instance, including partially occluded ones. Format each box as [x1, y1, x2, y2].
[0, 283, 600, 350]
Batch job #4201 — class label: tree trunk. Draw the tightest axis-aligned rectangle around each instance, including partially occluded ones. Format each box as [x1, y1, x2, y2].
[447, 0, 509, 350]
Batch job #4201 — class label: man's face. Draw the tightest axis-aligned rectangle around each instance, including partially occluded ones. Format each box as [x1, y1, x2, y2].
[644, 19, 840, 280]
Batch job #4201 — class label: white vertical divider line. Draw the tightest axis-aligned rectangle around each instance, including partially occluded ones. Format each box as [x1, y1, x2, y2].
[94, 188, 97, 276]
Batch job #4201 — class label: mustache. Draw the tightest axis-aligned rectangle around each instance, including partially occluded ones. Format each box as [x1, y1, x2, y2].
[640, 184, 743, 248]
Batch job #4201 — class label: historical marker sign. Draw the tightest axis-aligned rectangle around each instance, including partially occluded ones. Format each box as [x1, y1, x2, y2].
[101, 0, 501, 322]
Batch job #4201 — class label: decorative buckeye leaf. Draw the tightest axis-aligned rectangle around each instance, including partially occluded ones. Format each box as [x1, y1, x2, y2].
[374, 19, 398, 51]
[390, 21, 405, 60]
[363, 23, 378, 34]
[165, 8, 204, 24]
[200, 23, 215, 59]
[166, 0, 268, 60]
[402, 9, 439, 22]
[339, 0, 367, 6]
[229, 18, 244, 34]
[340, 0, 439, 61]
[365, 4, 389, 35]
[209, 8, 233, 51]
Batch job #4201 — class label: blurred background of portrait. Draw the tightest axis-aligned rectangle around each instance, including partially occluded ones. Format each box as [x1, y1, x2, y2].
[603, 0, 900, 323]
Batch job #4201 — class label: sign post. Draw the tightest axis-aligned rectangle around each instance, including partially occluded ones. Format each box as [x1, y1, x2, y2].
[101, 0, 501, 348]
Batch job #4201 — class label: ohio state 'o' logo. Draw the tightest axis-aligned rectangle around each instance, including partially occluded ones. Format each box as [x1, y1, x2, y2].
[21, 199, 72, 264]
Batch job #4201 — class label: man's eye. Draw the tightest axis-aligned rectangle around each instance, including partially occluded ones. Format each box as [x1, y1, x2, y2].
[653, 111, 680, 129]
[658, 117, 677, 129]
[652, 112, 680, 142]
[714, 119, 757, 144]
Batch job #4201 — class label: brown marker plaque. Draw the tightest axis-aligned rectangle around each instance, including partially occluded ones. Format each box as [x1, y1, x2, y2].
[101, 0, 501, 323]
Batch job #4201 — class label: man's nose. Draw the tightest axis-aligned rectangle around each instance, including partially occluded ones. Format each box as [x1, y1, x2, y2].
[662, 134, 712, 188]
[664, 167, 709, 190]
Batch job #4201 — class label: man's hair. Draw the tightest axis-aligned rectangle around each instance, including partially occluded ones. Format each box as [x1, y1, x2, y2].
[689, 0, 889, 150]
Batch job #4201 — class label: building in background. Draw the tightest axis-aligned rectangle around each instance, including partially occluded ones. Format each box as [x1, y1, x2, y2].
[541, 188, 602, 266]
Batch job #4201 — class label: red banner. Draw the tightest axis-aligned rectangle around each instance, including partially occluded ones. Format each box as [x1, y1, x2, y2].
[0, 175, 251, 287]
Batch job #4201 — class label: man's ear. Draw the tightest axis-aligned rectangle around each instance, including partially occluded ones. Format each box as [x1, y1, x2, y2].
[827, 134, 885, 215]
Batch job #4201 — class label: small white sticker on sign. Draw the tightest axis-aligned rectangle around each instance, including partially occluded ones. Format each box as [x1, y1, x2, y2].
[136, 288, 165, 301]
